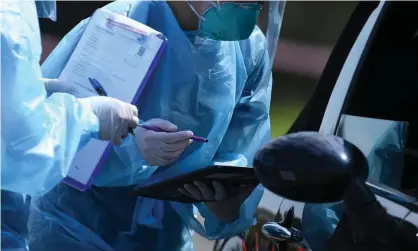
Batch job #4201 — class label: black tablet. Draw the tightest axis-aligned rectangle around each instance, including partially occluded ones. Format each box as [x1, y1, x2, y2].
[131, 165, 259, 203]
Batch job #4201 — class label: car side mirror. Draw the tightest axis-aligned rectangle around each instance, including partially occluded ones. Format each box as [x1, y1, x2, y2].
[253, 131, 369, 203]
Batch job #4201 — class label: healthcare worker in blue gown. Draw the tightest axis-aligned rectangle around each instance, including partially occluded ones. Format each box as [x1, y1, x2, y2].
[28, 1, 285, 250]
[1, 1, 139, 250]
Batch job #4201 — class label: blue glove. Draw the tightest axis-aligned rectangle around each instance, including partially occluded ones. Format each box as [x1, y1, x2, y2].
[134, 119, 193, 166]
[79, 96, 139, 146]
[44, 78, 139, 146]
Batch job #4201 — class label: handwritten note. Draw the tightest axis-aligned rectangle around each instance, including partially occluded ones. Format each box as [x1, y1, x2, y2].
[60, 8, 167, 190]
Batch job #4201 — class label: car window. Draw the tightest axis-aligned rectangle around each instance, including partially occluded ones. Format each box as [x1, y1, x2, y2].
[296, 3, 418, 251]
[333, 1, 418, 198]
[337, 115, 408, 189]
[319, 1, 385, 134]
[298, 3, 418, 251]
[287, 2, 380, 134]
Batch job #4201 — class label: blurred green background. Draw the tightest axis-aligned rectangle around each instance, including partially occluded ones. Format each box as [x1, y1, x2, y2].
[270, 1, 356, 137]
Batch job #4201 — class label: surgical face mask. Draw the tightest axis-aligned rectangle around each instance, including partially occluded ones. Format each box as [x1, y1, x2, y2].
[35, 0, 57, 21]
[187, 1, 262, 41]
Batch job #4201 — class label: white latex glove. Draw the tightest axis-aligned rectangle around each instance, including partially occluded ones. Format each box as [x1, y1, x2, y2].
[179, 181, 255, 223]
[135, 119, 193, 166]
[43, 78, 92, 98]
[79, 96, 139, 146]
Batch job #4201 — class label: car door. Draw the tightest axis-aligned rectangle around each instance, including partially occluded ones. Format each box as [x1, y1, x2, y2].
[289, 0, 418, 228]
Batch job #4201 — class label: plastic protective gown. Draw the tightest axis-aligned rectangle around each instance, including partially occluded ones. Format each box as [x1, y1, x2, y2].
[1, 1, 100, 197]
[1, 191, 31, 251]
[28, 1, 283, 251]
[1, 2, 98, 251]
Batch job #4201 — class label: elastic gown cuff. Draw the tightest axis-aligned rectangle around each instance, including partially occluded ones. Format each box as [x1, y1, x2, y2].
[204, 203, 241, 224]
[195, 201, 254, 239]
[77, 97, 100, 139]
[211, 213, 240, 224]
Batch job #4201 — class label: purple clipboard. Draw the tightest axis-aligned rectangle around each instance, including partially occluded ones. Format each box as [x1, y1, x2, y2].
[63, 9, 168, 191]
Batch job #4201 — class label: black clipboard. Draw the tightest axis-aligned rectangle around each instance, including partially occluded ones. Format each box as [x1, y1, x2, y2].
[131, 165, 259, 203]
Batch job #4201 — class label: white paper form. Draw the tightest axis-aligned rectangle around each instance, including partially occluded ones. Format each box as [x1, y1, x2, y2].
[60, 9, 167, 189]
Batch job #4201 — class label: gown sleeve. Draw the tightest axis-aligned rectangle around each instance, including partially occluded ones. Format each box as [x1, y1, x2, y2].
[1, 2, 99, 196]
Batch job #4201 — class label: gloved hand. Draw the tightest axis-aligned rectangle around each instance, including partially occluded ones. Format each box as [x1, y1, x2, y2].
[134, 119, 193, 166]
[179, 181, 255, 223]
[43, 78, 92, 98]
[79, 96, 139, 146]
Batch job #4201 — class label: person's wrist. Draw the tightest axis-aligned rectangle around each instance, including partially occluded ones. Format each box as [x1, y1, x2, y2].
[133, 119, 144, 151]
[205, 201, 241, 223]
[42, 78, 58, 97]
[77, 97, 100, 139]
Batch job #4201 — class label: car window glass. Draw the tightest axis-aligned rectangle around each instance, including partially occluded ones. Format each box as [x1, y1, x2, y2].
[319, 1, 385, 134]
[338, 3, 418, 198]
[336, 115, 408, 190]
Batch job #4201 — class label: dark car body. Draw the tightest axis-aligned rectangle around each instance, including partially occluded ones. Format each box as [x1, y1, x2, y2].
[289, 0, 418, 235]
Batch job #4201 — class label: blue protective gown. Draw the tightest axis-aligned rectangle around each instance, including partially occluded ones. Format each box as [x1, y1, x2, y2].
[302, 202, 345, 251]
[1, 191, 31, 251]
[1, 1, 100, 196]
[28, 1, 276, 250]
[1, 2, 99, 250]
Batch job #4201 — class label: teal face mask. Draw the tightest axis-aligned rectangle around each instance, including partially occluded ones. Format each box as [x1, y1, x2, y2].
[35, 0, 57, 21]
[187, 1, 262, 41]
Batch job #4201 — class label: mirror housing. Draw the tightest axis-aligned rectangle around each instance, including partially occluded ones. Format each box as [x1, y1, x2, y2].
[253, 132, 368, 203]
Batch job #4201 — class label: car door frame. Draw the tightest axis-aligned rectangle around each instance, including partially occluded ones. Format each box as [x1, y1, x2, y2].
[288, 0, 418, 225]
